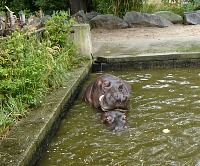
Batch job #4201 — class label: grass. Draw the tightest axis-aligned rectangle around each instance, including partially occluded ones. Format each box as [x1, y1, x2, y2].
[141, 2, 197, 16]
[0, 11, 88, 136]
[92, 0, 198, 18]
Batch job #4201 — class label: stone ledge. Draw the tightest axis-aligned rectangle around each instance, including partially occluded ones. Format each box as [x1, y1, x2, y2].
[96, 52, 200, 63]
[0, 60, 92, 166]
[93, 52, 200, 72]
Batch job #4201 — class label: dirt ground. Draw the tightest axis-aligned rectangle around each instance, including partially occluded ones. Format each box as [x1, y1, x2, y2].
[91, 24, 200, 57]
[91, 24, 200, 41]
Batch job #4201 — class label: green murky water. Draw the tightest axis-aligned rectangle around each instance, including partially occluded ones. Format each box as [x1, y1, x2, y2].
[39, 68, 200, 166]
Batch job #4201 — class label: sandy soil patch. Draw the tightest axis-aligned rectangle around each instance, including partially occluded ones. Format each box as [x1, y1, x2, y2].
[91, 24, 200, 42]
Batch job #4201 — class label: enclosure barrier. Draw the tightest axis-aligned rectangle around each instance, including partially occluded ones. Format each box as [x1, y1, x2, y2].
[71, 23, 92, 59]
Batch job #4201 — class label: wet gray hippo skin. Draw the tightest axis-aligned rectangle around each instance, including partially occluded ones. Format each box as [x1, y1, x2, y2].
[101, 111, 128, 131]
[84, 74, 132, 111]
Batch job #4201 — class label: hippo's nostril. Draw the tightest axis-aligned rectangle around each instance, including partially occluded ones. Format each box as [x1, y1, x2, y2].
[113, 93, 118, 98]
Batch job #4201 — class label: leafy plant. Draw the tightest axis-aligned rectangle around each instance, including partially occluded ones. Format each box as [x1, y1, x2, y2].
[140, 1, 197, 16]
[141, 3, 159, 13]
[92, 0, 143, 18]
[0, 11, 86, 135]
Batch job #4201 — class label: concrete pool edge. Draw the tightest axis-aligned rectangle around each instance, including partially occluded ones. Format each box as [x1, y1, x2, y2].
[93, 52, 200, 71]
[0, 60, 92, 166]
[97, 52, 200, 62]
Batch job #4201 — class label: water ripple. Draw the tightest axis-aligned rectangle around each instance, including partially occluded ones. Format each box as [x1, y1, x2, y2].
[39, 68, 200, 166]
[143, 84, 169, 89]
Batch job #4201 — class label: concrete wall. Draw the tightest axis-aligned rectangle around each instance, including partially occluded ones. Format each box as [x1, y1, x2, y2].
[72, 24, 92, 59]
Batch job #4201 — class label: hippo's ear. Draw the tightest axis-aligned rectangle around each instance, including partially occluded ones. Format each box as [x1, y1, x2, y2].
[119, 83, 124, 90]
[97, 76, 104, 86]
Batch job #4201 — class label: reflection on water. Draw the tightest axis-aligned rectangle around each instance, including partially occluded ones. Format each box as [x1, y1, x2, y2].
[39, 68, 200, 166]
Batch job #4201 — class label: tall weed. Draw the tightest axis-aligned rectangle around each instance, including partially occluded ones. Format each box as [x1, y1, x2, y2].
[92, 0, 143, 18]
[0, 11, 86, 135]
[141, 1, 197, 16]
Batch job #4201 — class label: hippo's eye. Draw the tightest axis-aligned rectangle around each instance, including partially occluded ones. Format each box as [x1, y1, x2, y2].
[122, 115, 126, 120]
[103, 80, 110, 87]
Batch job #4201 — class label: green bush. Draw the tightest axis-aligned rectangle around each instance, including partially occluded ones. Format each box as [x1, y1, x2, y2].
[0, 11, 86, 135]
[141, 2, 197, 16]
[92, 0, 198, 17]
[141, 3, 159, 13]
[92, 0, 143, 18]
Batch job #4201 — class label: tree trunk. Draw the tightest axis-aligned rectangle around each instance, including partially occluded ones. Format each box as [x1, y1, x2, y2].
[70, 0, 87, 15]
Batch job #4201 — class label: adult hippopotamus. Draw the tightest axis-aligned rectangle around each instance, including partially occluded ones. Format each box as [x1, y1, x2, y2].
[101, 111, 128, 131]
[84, 74, 131, 111]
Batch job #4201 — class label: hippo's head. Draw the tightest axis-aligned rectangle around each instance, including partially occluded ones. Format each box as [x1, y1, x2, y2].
[98, 82, 131, 111]
[84, 74, 131, 111]
[101, 111, 128, 131]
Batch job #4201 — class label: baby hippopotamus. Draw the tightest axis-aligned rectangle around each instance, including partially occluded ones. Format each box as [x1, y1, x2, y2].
[101, 111, 128, 132]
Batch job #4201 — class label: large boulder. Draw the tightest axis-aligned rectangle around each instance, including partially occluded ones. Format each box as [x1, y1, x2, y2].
[73, 10, 100, 23]
[183, 11, 200, 25]
[73, 10, 87, 23]
[124, 11, 173, 28]
[85, 11, 100, 21]
[90, 14, 129, 30]
[154, 11, 183, 24]
[23, 15, 51, 32]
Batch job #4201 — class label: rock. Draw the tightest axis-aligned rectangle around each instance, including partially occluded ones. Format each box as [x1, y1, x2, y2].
[73, 10, 88, 23]
[183, 11, 200, 25]
[124, 11, 173, 28]
[28, 15, 51, 29]
[85, 11, 100, 21]
[23, 15, 51, 33]
[0, 15, 5, 36]
[154, 11, 183, 24]
[90, 14, 128, 30]
[73, 11, 101, 23]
